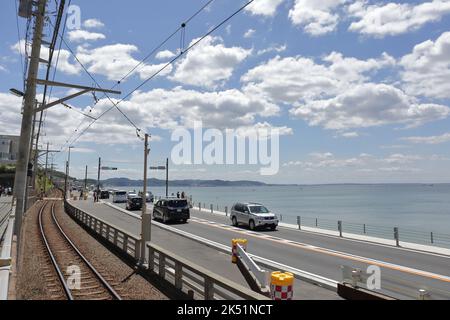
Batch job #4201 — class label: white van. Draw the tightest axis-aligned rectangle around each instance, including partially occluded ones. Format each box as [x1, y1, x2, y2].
[112, 190, 127, 203]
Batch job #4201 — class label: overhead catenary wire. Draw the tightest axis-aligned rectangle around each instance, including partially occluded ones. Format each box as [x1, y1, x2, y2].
[54, 0, 218, 156]
[61, 0, 256, 151]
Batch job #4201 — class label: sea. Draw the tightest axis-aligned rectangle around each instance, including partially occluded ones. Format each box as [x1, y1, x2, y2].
[108, 184, 450, 234]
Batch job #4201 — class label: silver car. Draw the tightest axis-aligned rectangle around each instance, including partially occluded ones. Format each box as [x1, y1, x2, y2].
[230, 202, 278, 231]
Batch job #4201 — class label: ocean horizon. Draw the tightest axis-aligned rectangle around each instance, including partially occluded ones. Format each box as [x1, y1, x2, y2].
[109, 184, 450, 235]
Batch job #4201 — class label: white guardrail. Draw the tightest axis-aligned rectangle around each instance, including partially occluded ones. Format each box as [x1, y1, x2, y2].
[65, 201, 268, 300]
[236, 243, 268, 289]
[0, 198, 15, 300]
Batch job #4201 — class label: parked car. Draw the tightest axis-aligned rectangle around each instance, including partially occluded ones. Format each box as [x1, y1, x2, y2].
[126, 196, 143, 211]
[127, 191, 138, 199]
[230, 202, 278, 231]
[153, 197, 190, 223]
[112, 190, 127, 203]
[139, 191, 154, 203]
[100, 190, 110, 199]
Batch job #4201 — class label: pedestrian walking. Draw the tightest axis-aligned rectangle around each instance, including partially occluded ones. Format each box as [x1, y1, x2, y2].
[181, 191, 185, 199]
[177, 191, 180, 198]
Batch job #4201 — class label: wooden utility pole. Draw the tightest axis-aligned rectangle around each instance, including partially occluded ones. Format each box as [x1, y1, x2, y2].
[13, 0, 47, 237]
[64, 161, 68, 199]
[140, 134, 151, 263]
[84, 165, 88, 191]
[43, 142, 49, 194]
[97, 157, 101, 194]
[166, 158, 169, 197]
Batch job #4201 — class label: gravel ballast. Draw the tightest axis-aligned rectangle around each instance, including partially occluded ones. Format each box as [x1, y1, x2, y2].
[16, 195, 167, 300]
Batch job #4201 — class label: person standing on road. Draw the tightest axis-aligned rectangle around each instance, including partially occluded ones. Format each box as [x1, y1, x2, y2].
[181, 191, 185, 199]
[177, 191, 180, 198]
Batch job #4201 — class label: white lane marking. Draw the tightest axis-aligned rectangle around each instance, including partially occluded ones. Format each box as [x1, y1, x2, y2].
[189, 217, 450, 283]
[190, 210, 450, 260]
[99, 200, 450, 283]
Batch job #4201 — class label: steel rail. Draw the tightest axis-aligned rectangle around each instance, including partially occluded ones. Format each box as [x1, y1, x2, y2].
[38, 201, 73, 300]
[40, 200, 122, 300]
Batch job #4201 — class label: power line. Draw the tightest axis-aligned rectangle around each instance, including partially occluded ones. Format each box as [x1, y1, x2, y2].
[54, 0, 217, 155]
[60, 0, 255, 152]
[114, 0, 216, 87]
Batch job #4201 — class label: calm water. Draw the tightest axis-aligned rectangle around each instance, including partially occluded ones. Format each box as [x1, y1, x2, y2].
[110, 184, 450, 234]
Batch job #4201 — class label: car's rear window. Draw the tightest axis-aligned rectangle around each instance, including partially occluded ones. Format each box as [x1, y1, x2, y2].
[116, 192, 126, 195]
[167, 200, 188, 208]
[249, 205, 269, 214]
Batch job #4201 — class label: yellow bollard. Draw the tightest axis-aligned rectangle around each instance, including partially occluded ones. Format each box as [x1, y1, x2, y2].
[231, 239, 248, 264]
[270, 271, 294, 300]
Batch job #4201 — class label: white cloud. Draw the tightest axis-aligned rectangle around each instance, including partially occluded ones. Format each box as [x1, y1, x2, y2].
[170, 36, 252, 89]
[289, 83, 450, 130]
[401, 132, 450, 144]
[0, 65, 7, 73]
[11, 39, 81, 75]
[241, 52, 394, 104]
[77, 44, 172, 81]
[348, 0, 450, 37]
[83, 19, 105, 29]
[340, 131, 359, 138]
[289, 0, 349, 36]
[67, 29, 106, 42]
[244, 29, 256, 38]
[257, 44, 287, 56]
[155, 50, 176, 60]
[400, 31, 450, 99]
[283, 152, 439, 173]
[245, 0, 284, 17]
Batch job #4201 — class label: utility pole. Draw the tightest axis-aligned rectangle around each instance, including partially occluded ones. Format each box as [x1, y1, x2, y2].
[166, 158, 169, 197]
[97, 157, 101, 194]
[43, 142, 49, 194]
[65, 146, 73, 199]
[140, 134, 151, 263]
[84, 165, 88, 191]
[67, 146, 74, 181]
[13, 0, 47, 237]
[64, 161, 68, 199]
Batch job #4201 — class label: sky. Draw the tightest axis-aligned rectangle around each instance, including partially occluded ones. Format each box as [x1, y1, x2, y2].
[1, 0, 450, 184]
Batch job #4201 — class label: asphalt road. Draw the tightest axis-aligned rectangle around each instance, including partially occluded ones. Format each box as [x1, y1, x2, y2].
[73, 198, 450, 299]
[70, 200, 340, 300]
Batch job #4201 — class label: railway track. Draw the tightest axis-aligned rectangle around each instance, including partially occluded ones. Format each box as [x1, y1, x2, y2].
[38, 200, 122, 300]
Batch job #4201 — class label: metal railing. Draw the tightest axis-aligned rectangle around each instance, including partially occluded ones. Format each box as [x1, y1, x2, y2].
[147, 242, 268, 300]
[0, 198, 15, 300]
[64, 201, 141, 260]
[65, 201, 268, 300]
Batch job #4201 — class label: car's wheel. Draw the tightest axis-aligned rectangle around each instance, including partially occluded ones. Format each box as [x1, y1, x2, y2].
[270, 225, 277, 231]
[249, 220, 255, 231]
[163, 214, 168, 223]
[181, 219, 187, 223]
[232, 216, 238, 227]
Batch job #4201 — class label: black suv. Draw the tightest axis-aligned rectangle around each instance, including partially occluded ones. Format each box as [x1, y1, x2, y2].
[126, 196, 143, 211]
[100, 190, 110, 199]
[153, 198, 190, 223]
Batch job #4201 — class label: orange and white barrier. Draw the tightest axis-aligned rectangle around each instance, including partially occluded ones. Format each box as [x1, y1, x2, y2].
[231, 239, 247, 264]
[270, 271, 294, 300]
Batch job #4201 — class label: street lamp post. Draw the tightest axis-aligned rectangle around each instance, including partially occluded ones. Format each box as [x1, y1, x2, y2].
[140, 134, 151, 264]
[150, 158, 169, 197]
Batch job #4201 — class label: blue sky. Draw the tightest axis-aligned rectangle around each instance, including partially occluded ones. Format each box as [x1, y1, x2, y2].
[1, 0, 450, 184]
